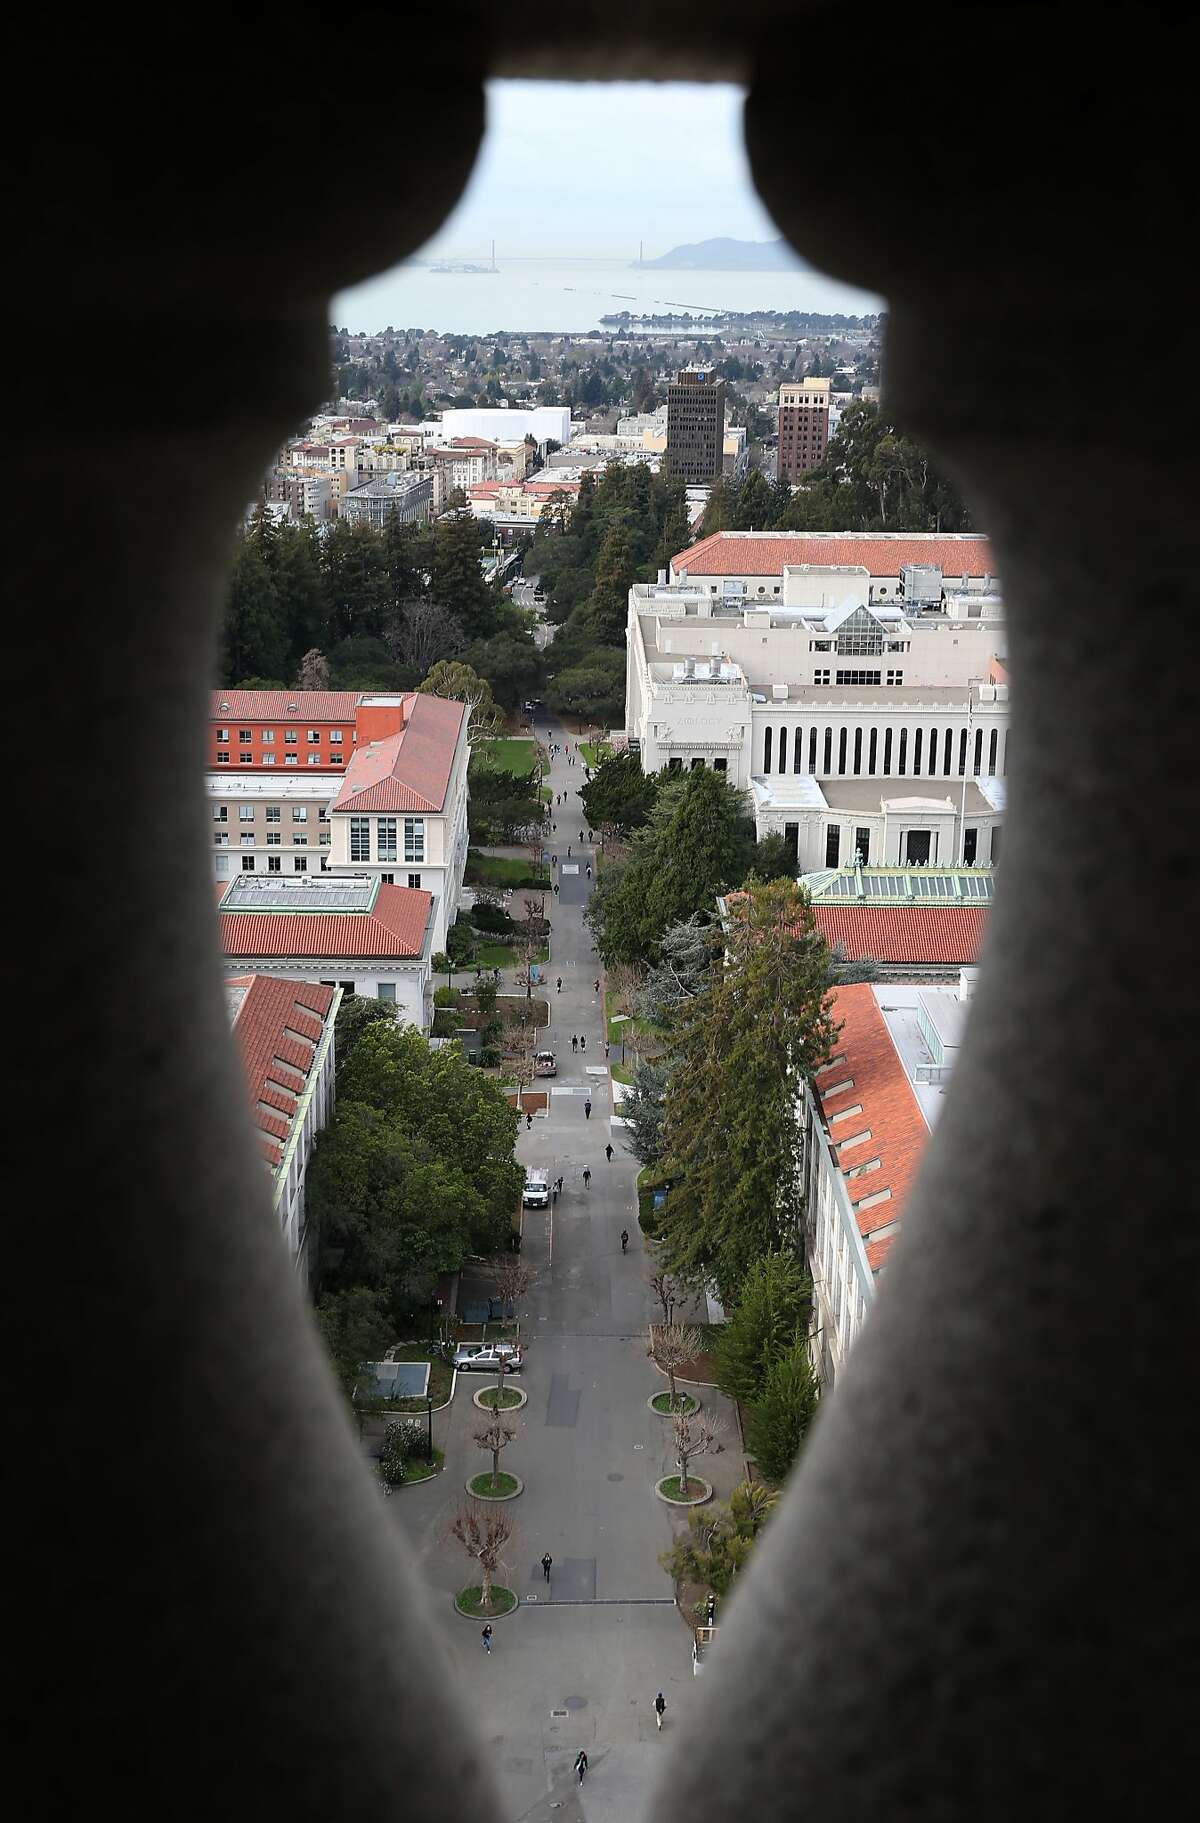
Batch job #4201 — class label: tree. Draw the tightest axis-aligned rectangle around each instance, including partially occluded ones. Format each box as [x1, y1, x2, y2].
[333, 992, 399, 1081]
[448, 1504, 516, 1614]
[659, 1479, 780, 1600]
[649, 1272, 682, 1327]
[656, 879, 839, 1304]
[751, 832, 800, 883]
[472, 1415, 518, 1492]
[429, 510, 499, 641]
[715, 1253, 812, 1404]
[222, 543, 287, 684]
[431, 950, 454, 991]
[297, 647, 331, 690]
[580, 751, 660, 838]
[647, 1322, 702, 1412]
[391, 596, 463, 675]
[637, 912, 713, 1024]
[379, 1417, 428, 1484]
[315, 1285, 392, 1399]
[743, 1333, 818, 1483]
[671, 1408, 727, 1495]
[587, 522, 638, 645]
[623, 1059, 669, 1167]
[420, 660, 503, 740]
[543, 651, 626, 724]
[490, 1255, 531, 1324]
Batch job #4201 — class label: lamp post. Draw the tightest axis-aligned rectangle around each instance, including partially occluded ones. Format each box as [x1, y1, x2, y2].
[426, 1394, 434, 1462]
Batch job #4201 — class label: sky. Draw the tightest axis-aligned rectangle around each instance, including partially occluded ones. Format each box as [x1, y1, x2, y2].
[422, 81, 798, 262]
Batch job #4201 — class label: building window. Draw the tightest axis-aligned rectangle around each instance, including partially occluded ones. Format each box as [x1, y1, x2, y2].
[240, 834, 254, 848]
[404, 818, 425, 863]
[213, 833, 229, 847]
[883, 729, 893, 772]
[307, 730, 320, 744]
[668, 757, 682, 771]
[974, 727, 984, 776]
[266, 833, 280, 846]
[822, 727, 833, 773]
[377, 983, 396, 1002]
[853, 728, 863, 774]
[929, 728, 939, 777]
[293, 807, 308, 823]
[292, 835, 307, 847]
[690, 756, 705, 770]
[241, 855, 255, 871]
[764, 726, 773, 773]
[778, 727, 788, 771]
[285, 731, 297, 745]
[350, 816, 370, 862]
[262, 754, 275, 765]
[989, 728, 999, 773]
[307, 755, 321, 766]
[261, 730, 274, 744]
[239, 753, 253, 764]
[319, 831, 331, 846]
[898, 728, 908, 774]
[943, 728, 954, 775]
[239, 729, 252, 744]
[714, 757, 727, 772]
[886, 669, 904, 686]
[239, 806, 254, 822]
[266, 806, 280, 823]
[216, 729, 229, 743]
[380, 873, 394, 885]
[217, 751, 230, 763]
[868, 727, 878, 774]
[318, 807, 329, 822]
[837, 728, 848, 775]
[285, 756, 297, 766]
[407, 873, 422, 889]
[293, 856, 308, 873]
[814, 669, 831, 685]
[835, 669, 881, 686]
[784, 822, 800, 859]
[377, 817, 398, 862]
[330, 730, 343, 745]
[268, 855, 281, 873]
[958, 729, 969, 776]
[212, 805, 227, 822]
[825, 825, 841, 868]
[854, 827, 871, 866]
[914, 728, 924, 774]
[905, 829, 932, 865]
[963, 826, 978, 865]
[808, 728, 818, 773]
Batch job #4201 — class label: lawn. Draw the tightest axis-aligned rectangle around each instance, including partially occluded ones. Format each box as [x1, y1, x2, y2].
[472, 941, 550, 970]
[475, 737, 538, 776]
[610, 1060, 633, 1086]
[466, 851, 551, 889]
[579, 740, 611, 769]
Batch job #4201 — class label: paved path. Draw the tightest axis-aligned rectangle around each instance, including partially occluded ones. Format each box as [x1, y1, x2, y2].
[386, 717, 739, 1821]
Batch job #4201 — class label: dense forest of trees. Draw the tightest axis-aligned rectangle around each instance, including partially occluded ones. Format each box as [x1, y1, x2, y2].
[219, 505, 543, 708]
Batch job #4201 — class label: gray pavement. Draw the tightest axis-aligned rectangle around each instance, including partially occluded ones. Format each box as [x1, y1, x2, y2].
[386, 716, 738, 1820]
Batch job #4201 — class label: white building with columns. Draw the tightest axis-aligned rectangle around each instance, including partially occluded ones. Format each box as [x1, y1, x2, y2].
[624, 542, 1008, 871]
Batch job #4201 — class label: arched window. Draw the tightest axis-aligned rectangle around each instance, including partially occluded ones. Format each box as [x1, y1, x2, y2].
[778, 726, 788, 772]
[943, 727, 954, 774]
[838, 727, 848, 775]
[764, 726, 773, 773]
[883, 728, 893, 772]
[868, 727, 878, 774]
[898, 728, 908, 774]
[929, 727, 939, 775]
[794, 728, 804, 773]
[1002, 730, 1009, 773]
[914, 727, 924, 774]
[823, 726, 833, 772]
[808, 727, 818, 773]
[989, 728, 998, 773]
[853, 728, 863, 773]
[973, 727, 983, 775]
[958, 728, 968, 775]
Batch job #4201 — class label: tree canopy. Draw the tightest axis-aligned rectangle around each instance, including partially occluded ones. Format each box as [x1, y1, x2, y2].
[580, 750, 660, 836]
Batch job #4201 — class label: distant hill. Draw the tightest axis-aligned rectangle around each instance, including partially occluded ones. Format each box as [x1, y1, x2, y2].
[637, 237, 806, 271]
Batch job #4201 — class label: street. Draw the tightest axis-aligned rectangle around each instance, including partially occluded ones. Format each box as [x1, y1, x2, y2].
[385, 716, 738, 1821]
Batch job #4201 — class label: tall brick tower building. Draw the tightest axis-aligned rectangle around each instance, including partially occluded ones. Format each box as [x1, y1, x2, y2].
[776, 377, 831, 481]
[666, 366, 726, 482]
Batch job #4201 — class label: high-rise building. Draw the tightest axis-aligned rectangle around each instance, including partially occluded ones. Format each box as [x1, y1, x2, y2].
[777, 377, 831, 481]
[665, 367, 726, 482]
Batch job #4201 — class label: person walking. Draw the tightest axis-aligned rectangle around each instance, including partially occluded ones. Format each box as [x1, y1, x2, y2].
[541, 1552, 553, 1584]
[481, 1625, 493, 1655]
[579, 830, 584, 843]
[556, 977, 562, 993]
[605, 1143, 614, 1162]
[574, 1751, 588, 1786]
[551, 1184, 559, 1207]
[620, 1228, 629, 1253]
[526, 1111, 533, 1130]
[654, 1692, 666, 1731]
[552, 855, 557, 869]
[556, 1176, 564, 1195]
[567, 844, 572, 857]
[571, 1035, 578, 1053]
[584, 1098, 592, 1121]
[593, 979, 600, 995]
[553, 882, 559, 896]
[582, 1167, 591, 1190]
[604, 1043, 610, 1061]
[580, 1035, 586, 1052]
[586, 864, 592, 879]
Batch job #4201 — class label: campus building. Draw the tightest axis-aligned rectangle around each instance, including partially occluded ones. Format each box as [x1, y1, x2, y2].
[665, 367, 727, 482]
[776, 378, 831, 480]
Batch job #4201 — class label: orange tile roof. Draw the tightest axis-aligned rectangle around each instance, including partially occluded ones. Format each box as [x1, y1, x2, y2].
[672, 531, 996, 579]
[330, 692, 465, 814]
[210, 689, 362, 723]
[815, 983, 928, 1272]
[814, 905, 986, 966]
[226, 975, 336, 1170]
[219, 883, 432, 961]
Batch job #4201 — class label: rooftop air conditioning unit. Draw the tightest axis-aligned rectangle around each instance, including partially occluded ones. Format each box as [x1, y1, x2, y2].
[772, 684, 789, 701]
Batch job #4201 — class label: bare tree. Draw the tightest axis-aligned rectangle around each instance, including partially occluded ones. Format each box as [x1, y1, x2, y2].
[491, 1255, 532, 1329]
[297, 648, 330, 690]
[448, 1503, 515, 1614]
[649, 1273, 681, 1328]
[671, 1409, 727, 1496]
[388, 596, 463, 674]
[647, 1322, 703, 1413]
[472, 1416, 518, 1493]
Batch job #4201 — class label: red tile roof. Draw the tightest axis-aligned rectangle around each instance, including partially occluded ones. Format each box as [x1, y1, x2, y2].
[219, 883, 432, 961]
[226, 975, 336, 1170]
[672, 531, 996, 579]
[814, 905, 986, 966]
[815, 984, 928, 1271]
[210, 689, 362, 723]
[449, 436, 499, 449]
[331, 692, 465, 814]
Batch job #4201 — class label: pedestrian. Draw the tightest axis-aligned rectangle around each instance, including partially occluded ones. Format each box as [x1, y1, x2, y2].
[621, 1228, 629, 1253]
[556, 977, 562, 992]
[579, 830, 584, 843]
[654, 1692, 666, 1731]
[553, 883, 559, 896]
[583, 1167, 591, 1190]
[556, 1176, 564, 1194]
[593, 979, 600, 995]
[706, 1592, 716, 1625]
[552, 855, 557, 869]
[580, 1035, 586, 1051]
[605, 1143, 613, 1162]
[574, 1751, 588, 1786]
[584, 1098, 592, 1121]
[572, 1035, 578, 1053]
[542, 1552, 553, 1583]
[567, 844, 572, 857]
[551, 1185, 559, 1206]
[481, 1625, 493, 1654]
[588, 828, 594, 841]
[526, 1112, 533, 1130]
[604, 1043, 610, 1061]
[586, 864, 592, 879]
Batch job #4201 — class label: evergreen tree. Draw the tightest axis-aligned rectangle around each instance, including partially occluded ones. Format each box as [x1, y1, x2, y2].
[622, 1059, 669, 1168]
[429, 510, 497, 641]
[222, 543, 287, 683]
[715, 1253, 811, 1401]
[322, 518, 388, 642]
[743, 1334, 819, 1483]
[276, 519, 328, 667]
[656, 879, 838, 1303]
[587, 523, 638, 645]
[580, 750, 660, 836]
[419, 660, 502, 738]
[637, 912, 713, 1024]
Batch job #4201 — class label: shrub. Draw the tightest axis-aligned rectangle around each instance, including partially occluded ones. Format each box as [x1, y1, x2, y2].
[379, 1418, 426, 1485]
[715, 1254, 812, 1405]
[743, 1335, 819, 1484]
[434, 985, 460, 1007]
[446, 914, 476, 965]
[471, 903, 516, 936]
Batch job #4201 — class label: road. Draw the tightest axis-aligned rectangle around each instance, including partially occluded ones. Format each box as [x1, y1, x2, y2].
[385, 717, 738, 1821]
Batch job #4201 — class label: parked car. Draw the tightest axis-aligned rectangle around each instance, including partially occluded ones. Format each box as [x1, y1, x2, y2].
[534, 1050, 556, 1077]
[522, 1171, 551, 1208]
[452, 1343, 523, 1374]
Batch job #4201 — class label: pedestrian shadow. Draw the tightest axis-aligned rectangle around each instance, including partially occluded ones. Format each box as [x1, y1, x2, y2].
[526, 1556, 597, 1601]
